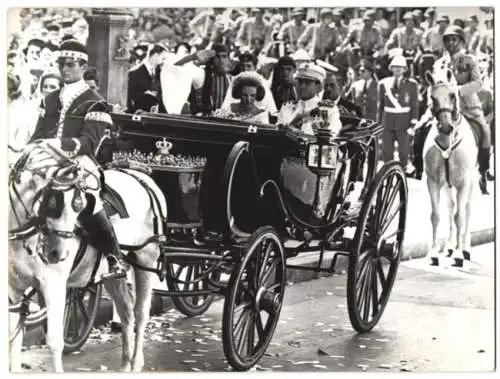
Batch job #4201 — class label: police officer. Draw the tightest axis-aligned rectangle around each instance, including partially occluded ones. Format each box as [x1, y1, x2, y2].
[351, 59, 378, 122]
[29, 39, 127, 280]
[437, 25, 494, 193]
[377, 55, 419, 174]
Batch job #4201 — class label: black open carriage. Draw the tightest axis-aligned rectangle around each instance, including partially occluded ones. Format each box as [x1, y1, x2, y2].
[107, 110, 408, 370]
[10, 110, 408, 370]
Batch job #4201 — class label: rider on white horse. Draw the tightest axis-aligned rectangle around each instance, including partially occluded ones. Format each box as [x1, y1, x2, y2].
[414, 25, 494, 194]
[26, 39, 126, 280]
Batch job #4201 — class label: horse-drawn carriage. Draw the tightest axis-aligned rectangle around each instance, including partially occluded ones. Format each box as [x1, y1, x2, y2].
[9, 108, 408, 371]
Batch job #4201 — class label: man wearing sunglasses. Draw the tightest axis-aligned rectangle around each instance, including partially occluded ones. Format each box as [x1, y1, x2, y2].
[29, 39, 127, 281]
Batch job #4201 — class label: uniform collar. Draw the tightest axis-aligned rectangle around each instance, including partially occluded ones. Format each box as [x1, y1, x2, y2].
[299, 95, 320, 111]
[144, 60, 155, 76]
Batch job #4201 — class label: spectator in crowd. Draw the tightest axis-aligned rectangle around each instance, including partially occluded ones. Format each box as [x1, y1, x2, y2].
[297, 8, 339, 60]
[39, 42, 58, 71]
[332, 9, 350, 45]
[270, 55, 298, 110]
[277, 8, 308, 52]
[464, 15, 480, 50]
[412, 9, 425, 31]
[84, 66, 100, 92]
[72, 17, 89, 45]
[478, 13, 493, 54]
[340, 9, 384, 57]
[350, 59, 378, 121]
[453, 18, 466, 29]
[421, 15, 449, 55]
[127, 43, 167, 113]
[46, 22, 62, 46]
[421, 7, 436, 30]
[385, 11, 423, 52]
[374, 8, 391, 39]
[236, 8, 273, 52]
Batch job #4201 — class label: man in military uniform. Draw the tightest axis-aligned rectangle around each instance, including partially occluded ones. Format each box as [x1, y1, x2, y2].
[435, 26, 494, 193]
[278, 63, 342, 135]
[421, 15, 449, 56]
[385, 11, 424, 53]
[377, 55, 419, 174]
[351, 59, 378, 122]
[297, 8, 339, 60]
[277, 7, 308, 52]
[29, 39, 127, 280]
[339, 9, 384, 57]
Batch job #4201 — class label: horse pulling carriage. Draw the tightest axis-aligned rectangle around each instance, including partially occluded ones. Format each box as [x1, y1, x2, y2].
[9, 109, 408, 371]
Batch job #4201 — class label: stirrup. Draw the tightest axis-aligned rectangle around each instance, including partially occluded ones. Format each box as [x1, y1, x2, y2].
[101, 257, 127, 280]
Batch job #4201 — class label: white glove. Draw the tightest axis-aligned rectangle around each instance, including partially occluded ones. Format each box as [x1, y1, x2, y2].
[407, 127, 415, 136]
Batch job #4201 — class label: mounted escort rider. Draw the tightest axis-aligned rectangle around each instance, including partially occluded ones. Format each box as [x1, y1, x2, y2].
[414, 25, 494, 194]
[28, 39, 127, 280]
[278, 62, 342, 135]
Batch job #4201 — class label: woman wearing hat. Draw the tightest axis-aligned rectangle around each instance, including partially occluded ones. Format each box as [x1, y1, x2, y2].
[277, 8, 308, 52]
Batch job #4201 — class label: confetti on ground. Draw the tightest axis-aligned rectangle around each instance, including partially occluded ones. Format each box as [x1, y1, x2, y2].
[181, 360, 197, 364]
[326, 292, 333, 296]
[322, 328, 334, 333]
[317, 348, 330, 356]
[375, 338, 390, 342]
[76, 368, 91, 372]
[313, 365, 327, 369]
[330, 355, 345, 359]
[359, 337, 371, 341]
[378, 364, 393, 369]
[99, 365, 108, 371]
[175, 349, 183, 353]
[316, 322, 325, 326]
[288, 340, 302, 348]
[271, 365, 283, 369]
[359, 345, 367, 349]
[195, 349, 209, 353]
[293, 361, 320, 365]
[191, 368, 201, 372]
[400, 367, 412, 372]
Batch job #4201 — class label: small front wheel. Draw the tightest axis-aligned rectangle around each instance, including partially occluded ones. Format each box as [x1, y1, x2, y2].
[222, 226, 286, 371]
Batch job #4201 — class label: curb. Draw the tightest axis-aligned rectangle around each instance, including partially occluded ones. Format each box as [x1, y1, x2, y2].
[22, 227, 494, 347]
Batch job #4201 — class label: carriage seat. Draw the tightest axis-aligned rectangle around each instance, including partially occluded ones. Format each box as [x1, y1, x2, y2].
[102, 183, 130, 219]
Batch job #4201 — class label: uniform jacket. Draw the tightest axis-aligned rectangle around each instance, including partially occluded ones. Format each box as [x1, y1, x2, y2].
[351, 78, 378, 122]
[127, 62, 164, 113]
[297, 23, 339, 59]
[377, 76, 419, 130]
[236, 18, 273, 48]
[435, 49, 483, 118]
[385, 27, 423, 52]
[277, 20, 308, 49]
[30, 86, 104, 156]
[344, 26, 384, 53]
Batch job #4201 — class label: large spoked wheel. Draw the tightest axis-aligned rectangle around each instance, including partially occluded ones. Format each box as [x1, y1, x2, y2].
[166, 262, 216, 317]
[347, 161, 408, 333]
[62, 283, 102, 354]
[222, 226, 286, 371]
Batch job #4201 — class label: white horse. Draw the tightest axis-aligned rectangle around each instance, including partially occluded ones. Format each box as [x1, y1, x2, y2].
[9, 143, 167, 372]
[423, 68, 478, 267]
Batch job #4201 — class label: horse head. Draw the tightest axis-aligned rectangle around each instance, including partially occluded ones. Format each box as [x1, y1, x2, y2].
[9, 143, 101, 264]
[425, 68, 460, 137]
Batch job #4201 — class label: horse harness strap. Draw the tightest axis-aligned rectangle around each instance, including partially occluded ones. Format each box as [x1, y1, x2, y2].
[433, 135, 464, 188]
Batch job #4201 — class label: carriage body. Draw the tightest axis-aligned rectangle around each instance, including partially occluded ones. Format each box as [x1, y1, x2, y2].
[105, 110, 407, 370]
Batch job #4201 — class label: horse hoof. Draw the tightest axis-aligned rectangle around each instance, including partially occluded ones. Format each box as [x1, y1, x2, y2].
[463, 251, 471, 261]
[446, 249, 454, 257]
[452, 258, 464, 268]
[430, 257, 439, 266]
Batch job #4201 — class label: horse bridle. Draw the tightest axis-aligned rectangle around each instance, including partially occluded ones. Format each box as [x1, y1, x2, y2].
[9, 148, 100, 263]
[430, 83, 460, 136]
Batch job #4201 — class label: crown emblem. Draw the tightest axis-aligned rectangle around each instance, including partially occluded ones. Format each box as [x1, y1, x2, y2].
[155, 138, 173, 156]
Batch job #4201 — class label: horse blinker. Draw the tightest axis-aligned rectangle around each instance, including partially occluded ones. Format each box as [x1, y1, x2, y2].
[39, 189, 64, 219]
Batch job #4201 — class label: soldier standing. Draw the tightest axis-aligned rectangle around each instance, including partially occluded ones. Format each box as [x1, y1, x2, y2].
[351, 59, 378, 122]
[377, 55, 419, 175]
[277, 8, 308, 52]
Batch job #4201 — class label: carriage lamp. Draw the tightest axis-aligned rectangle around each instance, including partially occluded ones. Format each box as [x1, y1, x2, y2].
[306, 111, 341, 176]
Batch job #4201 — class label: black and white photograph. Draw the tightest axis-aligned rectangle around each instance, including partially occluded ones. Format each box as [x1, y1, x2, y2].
[5, 3, 496, 374]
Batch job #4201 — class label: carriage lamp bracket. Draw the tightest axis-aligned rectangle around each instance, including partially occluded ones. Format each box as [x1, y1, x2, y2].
[306, 127, 342, 176]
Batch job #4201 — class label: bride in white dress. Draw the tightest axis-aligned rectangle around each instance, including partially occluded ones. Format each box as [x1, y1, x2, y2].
[214, 71, 273, 125]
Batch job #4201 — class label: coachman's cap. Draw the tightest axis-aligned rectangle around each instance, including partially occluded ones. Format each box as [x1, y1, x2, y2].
[295, 62, 326, 84]
[58, 39, 88, 61]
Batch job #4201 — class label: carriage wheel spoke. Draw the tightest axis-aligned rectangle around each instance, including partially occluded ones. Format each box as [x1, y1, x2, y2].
[261, 259, 279, 286]
[63, 291, 72, 337]
[258, 241, 274, 283]
[375, 178, 392, 230]
[77, 295, 90, 323]
[174, 264, 185, 280]
[236, 312, 252, 356]
[362, 264, 373, 320]
[376, 260, 389, 294]
[356, 250, 372, 295]
[234, 300, 252, 314]
[371, 262, 379, 315]
[380, 202, 404, 236]
[255, 311, 265, 341]
[246, 311, 256, 356]
[378, 179, 401, 234]
[357, 260, 371, 312]
[233, 308, 250, 336]
[191, 265, 200, 306]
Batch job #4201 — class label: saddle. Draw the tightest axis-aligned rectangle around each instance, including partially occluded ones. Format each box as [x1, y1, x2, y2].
[102, 183, 129, 219]
[462, 114, 482, 148]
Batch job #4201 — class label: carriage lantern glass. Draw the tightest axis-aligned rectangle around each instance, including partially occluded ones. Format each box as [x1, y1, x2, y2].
[306, 111, 339, 174]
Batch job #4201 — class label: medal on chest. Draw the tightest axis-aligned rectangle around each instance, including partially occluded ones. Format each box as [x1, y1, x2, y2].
[404, 92, 410, 103]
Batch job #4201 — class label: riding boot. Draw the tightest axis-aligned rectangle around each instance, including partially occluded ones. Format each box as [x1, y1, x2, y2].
[478, 147, 492, 195]
[82, 209, 127, 280]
